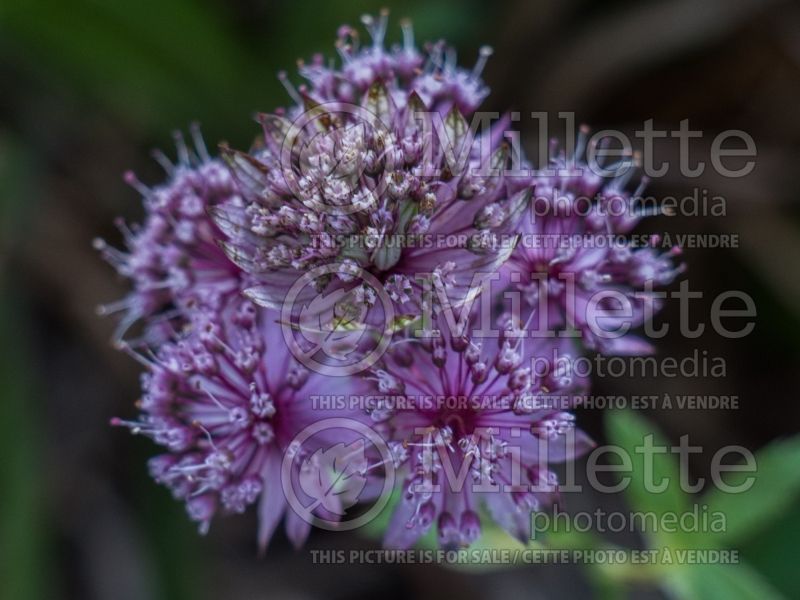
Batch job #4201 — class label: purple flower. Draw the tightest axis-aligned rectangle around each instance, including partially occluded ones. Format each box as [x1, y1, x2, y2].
[501, 129, 685, 354]
[111, 297, 357, 550]
[97, 14, 689, 555]
[361, 318, 593, 548]
[211, 15, 530, 333]
[95, 126, 245, 343]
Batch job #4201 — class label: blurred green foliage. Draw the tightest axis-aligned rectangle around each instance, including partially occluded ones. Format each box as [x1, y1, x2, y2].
[0, 128, 47, 600]
[0, 0, 488, 146]
[0, 293, 51, 600]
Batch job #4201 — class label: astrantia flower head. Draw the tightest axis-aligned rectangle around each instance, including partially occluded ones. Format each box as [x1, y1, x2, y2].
[96, 126, 245, 343]
[361, 318, 593, 548]
[502, 128, 685, 354]
[213, 15, 530, 337]
[99, 12, 690, 556]
[112, 298, 358, 550]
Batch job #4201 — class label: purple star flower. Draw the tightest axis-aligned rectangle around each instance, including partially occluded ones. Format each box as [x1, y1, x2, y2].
[361, 317, 593, 548]
[111, 297, 360, 550]
[211, 15, 530, 335]
[95, 126, 245, 343]
[501, 128, 685, 354]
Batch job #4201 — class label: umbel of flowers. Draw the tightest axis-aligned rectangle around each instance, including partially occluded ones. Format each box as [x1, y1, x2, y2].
[112, 297, 352, 550]
[99, 13, 680, 550]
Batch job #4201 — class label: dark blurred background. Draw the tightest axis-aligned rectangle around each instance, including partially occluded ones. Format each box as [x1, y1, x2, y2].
[1, 0, 799, 598]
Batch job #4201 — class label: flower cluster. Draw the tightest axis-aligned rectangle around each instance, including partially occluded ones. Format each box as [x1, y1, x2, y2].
[364, 321, 593, 548]
[213, 80, 529, 326]
[95, 126, 245, 343]
[101, 14, 681, 552]
[500, 129, 685, 354]
[113, 298, 340, 549]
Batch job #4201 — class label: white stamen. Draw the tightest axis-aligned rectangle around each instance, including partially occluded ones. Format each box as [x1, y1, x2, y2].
[471, 45, 493, 79]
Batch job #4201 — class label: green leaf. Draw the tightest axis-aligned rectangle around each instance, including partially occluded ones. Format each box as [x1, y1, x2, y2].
[0, 291, 52, 600]
[664, 562, 784, 600]
[740, 506, 800, 599]
[0, 135, 51, 600]
[701, 436, 800, 546]
[360, 486, 401, 539]
[605, 411, 689, 545]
